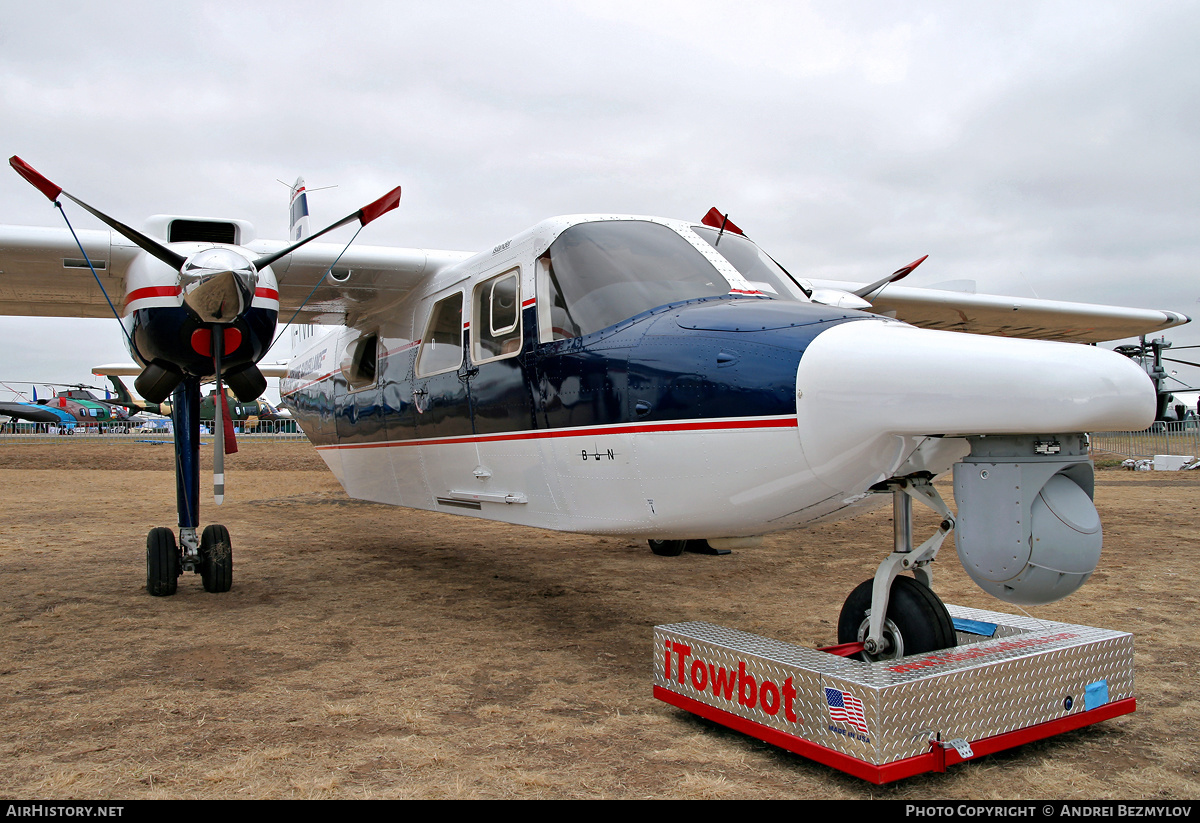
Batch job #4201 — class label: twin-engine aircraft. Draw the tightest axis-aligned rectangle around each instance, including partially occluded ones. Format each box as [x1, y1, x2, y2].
[0, 157, 1188, 662]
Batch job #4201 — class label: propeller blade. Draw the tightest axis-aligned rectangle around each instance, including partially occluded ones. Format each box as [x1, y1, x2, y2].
[9, 156, 187, 271]
[852, 254, 928, 299]
[213, 335, 225, 505]
[1162, 356, 1200, 369]
[253, 185, 402, 271]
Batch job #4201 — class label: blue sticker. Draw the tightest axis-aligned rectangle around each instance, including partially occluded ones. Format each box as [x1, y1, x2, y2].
[1084, 680, 1109, 711]
[952, 618, 998, 637]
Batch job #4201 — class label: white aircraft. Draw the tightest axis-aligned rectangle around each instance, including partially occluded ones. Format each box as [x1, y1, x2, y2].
[0, 157, 1188, 662]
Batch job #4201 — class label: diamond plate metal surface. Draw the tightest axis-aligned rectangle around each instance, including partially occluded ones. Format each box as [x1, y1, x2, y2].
[654, 605, 1133, 765]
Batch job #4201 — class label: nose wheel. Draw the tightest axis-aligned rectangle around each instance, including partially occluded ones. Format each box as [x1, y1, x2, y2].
[837, 575, 956, 661]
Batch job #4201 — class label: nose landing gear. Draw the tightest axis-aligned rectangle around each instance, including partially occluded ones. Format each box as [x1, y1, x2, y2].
[836, 476, 957, 661]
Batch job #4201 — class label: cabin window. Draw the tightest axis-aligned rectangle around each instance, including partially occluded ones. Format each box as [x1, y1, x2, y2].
[539, 220, 728, 340]
[416, 293, 464, 376]
[472, 269, 521, 362]
[691, 226, 811, 301]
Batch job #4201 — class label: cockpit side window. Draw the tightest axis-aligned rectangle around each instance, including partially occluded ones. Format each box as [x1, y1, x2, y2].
[539, 220, 729, 340]
[691, 226, 811, 301]
[416, 292, 464, 376]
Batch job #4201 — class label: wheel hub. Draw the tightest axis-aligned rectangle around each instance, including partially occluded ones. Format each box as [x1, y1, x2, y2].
[856, 616, 905, 661]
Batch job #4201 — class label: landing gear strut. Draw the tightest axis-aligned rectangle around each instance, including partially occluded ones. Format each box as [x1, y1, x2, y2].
[144, 374, 233, 596]
[836, 475, 957, 661]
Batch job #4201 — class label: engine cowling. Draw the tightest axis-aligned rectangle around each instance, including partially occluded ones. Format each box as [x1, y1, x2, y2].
[952, 434, 1101, 605]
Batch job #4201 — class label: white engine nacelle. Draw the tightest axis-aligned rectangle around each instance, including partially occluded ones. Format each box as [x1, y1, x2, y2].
[952, 434, 1100, 606]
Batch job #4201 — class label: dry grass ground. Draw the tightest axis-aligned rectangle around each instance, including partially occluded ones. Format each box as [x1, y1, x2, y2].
[0, 441, 1197, 799]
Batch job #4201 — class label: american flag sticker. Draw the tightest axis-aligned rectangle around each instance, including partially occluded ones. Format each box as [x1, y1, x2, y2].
[825, 687, 869, 735]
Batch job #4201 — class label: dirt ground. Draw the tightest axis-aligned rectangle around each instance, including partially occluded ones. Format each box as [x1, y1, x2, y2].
[0, 440, 1198, 799]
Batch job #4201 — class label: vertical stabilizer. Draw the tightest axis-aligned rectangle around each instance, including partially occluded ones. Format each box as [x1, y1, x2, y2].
[289, 177, 310, 242]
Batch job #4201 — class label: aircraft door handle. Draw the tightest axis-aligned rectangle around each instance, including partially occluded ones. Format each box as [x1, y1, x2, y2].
[412, 387, 429, 413]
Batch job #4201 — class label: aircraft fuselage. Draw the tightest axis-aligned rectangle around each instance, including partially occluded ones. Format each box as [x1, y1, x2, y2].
[282, 215, 1154, 543]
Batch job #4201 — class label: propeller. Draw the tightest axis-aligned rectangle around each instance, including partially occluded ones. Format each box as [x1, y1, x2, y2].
[10, 155, 401, 394]
[851, 255, 928, 299]
[698, 206, 923, 305]
[11, 155, 403, 504]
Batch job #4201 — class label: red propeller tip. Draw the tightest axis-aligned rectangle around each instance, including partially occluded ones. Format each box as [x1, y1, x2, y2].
[891, 254, 928, 281]
[359, 186, 402, 226]
[9, 156, 62, 202]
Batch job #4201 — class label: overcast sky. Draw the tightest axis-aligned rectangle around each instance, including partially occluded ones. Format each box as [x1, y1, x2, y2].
[2, 1, 1198, 402]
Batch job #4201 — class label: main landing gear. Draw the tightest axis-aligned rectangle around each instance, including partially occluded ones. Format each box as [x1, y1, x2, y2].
[144, 374, 234, 597]
[836, 475, 958, 662]
[647, 539, 729, 556]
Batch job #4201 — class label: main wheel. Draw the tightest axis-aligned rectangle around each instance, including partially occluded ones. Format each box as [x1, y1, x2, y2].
[146, 527, 180, 597]
[837, 576, 956, 661]
[648, 539, 687, 556]
[199, 524, 233, 593]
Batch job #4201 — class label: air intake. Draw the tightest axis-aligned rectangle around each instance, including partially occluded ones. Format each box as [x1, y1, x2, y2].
[169, 219, 238, 244]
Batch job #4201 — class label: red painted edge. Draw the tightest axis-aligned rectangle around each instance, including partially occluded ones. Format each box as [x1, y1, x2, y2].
[9, 156, 62, 202]
[254, 287, 279, 300]
[655, 686, 1136, 785]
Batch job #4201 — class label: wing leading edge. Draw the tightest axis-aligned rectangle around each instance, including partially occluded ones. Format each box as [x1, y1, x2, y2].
[808, 277, 1190, 344]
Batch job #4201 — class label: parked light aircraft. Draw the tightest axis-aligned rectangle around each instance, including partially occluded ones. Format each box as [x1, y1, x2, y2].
[0, 157, 1189, 661]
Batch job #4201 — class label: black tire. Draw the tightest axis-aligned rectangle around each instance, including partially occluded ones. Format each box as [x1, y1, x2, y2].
[837, 576, 956, 661]
[199, 524, 233, 593]
[648, 539, 687, 556]
[146, 527, 180, 597]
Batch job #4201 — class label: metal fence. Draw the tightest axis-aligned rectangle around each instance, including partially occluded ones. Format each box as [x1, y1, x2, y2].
[1090, 421, 1200, 458]
[0, 418, 309, 444]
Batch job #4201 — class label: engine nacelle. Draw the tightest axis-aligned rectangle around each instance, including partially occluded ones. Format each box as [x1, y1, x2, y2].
[952, 434, 1100, 606]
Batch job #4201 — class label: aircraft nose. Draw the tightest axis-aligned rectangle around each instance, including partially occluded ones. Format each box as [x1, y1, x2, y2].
[792, 319, 1156, 482]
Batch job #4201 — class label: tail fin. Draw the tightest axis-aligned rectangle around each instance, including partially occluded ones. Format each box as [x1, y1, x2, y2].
[289, 177, 310, 242]
[105, 375, 144, 414]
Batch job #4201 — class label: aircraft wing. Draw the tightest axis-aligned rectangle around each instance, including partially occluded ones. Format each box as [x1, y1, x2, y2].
[247, 240, 474, 325]
[808, 278, 1190, 344]
[0, 226, 136, 318]
[0, 225, 473, 324]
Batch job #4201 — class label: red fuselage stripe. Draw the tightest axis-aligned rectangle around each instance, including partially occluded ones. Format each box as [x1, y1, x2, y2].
[126, 285, 181, 302]
[125, 286, 280, 302]
[315, 416, 797, 450]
